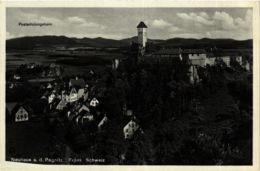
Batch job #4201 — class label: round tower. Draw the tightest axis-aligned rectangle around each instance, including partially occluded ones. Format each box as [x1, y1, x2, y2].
[137, 21, 148, 48]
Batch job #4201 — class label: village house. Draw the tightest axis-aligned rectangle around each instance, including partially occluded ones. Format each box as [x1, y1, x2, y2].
[235, 56, 243, 65]
[189, 55, 207, 67]
[122, 104, 134, 116]
[205, 57, 216, 66]
[90, 98, 99, 107]
[13, 74, 21, 80]
[77, 88, 85, 99]
[78, 104, 90, 114]
[89, 70, 95, 75]
[69, 77, 85, 88]
[67, 110, 72, 118]
[126, 110, 133, 116]
[123, 120, 140, 139]
[112, 58, 120, 70]
[98, 115, 108, 131]
[217, 56, 231, 67]
[10, 99, 48, 123]
[27, 63, 36, 69]
[75, 114, 81, 125]
[56, 99, 68, 111]
[189, 65, 200, 84]
[49, 98, 60, 111]
[73, 103, 94, 125]
[8, 83, 14, 89]
[66, 87, 78, 103]
[72, 101, 82, 112]
[183, 49, 207, 62]
[46, 82, 53, 89]
[78, 113, 94, 125]
[49, 63, 62, 77]
[48, 91, 56, 104]
[12, 104, 31, 122]
[152, 48, 181, 59]
[242, 60, 251, 71]
[64, 86, 86, 103]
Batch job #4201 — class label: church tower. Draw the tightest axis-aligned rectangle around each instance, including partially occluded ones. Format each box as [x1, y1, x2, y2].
[137, 21, 148, 48]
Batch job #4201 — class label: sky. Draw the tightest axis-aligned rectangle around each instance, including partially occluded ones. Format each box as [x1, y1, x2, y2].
[6, 8, 253, 40]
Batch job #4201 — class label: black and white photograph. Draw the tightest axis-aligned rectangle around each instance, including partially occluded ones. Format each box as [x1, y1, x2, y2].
[2, 2, 259, 168]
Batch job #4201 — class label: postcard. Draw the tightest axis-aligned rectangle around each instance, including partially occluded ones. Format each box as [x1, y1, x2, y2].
[0, 1, 259, 171]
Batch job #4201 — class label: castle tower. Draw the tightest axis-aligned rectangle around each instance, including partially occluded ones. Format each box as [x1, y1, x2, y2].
[137, 21, 148, 48]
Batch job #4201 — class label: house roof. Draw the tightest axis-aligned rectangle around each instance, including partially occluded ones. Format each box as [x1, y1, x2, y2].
[11, 103, 34, 116]
[78, 104, 90, 113]
[123, 120, 140, 139]
[182, 49, 207, 54]
[154, 49, 180, 56]
[137, 21, 148, 28]
[69, 78, 85, 88]
[56, 100, 68, 110]
[6, 102, 17, 115]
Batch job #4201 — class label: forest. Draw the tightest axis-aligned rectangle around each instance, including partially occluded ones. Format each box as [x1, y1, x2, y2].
[60, 45, 252, 165]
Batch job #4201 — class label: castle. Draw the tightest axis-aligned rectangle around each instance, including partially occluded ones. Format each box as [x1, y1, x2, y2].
[134, 21, 250, 84]
[112, 21, 251, 84]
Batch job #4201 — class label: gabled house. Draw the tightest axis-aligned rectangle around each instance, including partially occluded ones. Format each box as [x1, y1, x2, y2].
[66, 87, 78, 103]
[11, 104, 32, 122]
[11, 100, 48, 123]
[90, 98, 99, 107]
[123, 120, 140, 139]
[46, 83, 53, 89]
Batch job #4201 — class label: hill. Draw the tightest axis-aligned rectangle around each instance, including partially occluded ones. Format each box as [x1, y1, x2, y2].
[6, 35, 252, 50]
[161, 38, 252, 49]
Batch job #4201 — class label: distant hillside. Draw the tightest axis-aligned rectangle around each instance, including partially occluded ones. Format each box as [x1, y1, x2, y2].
[7, 36, 77, 50]
[6, 35, 252, 50]
[75, 37, 129, 47]
[161, 38, 252, 49]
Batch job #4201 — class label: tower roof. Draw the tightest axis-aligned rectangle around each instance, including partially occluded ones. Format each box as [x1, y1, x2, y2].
[137, 21, 148, 28]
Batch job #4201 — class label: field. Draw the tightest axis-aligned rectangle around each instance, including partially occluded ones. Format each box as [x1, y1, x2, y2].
[6, 49, 125, 76]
